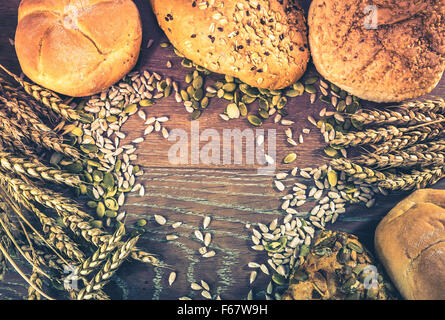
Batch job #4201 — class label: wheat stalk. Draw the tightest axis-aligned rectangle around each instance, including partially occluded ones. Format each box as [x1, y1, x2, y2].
[75, 225, 125, 277]
[0, 151, 82, 187]
[0, 81, 56, 121]
[331, 126, 406, 148]
[0, 228, 10, 281]
[353, 150, 445, 169]
[0, 239, 54, 299]
[0, 172, 90, 220]
[1, 182, 86, 263]
[379, 166, 445, 191]
[330, 158, 387, 183]
[0, 64, 79, 121]
[28, 270, 44, 300]
[27, 203, 86, 263]
[403, 139, 445, 153]
[397, 98, 445, 114]
[76, 236, 139, 300]
[369, 127, 444, 154]
[0, 108, 81, 159]
[352, 108, 445, 126]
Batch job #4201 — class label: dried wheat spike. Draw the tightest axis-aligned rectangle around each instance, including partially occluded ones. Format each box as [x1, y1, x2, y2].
[398, 98, 445, 114]
[0, 108, 81, 159]
[353, 150, 445, 169]
[370, 127, 444, 154]
[330, 158, 387, 184]
[76, 236, 140, 300]
[0, 64, 79, 121]
[379, 166, 445, 191]
[0, 151, 82, 187]
[352, 108, 445, 126]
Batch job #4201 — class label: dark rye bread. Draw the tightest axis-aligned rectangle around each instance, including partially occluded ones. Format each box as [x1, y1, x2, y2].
[150, 0, 310, 90]
[309, 0, 445, 102]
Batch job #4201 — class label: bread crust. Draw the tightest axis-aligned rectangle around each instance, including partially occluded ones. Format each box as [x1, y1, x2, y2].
[308, 0, 445, 103]
[15, 0, 142, 97]
[150, 0, 310, 90]
[375, 189, 445, 300]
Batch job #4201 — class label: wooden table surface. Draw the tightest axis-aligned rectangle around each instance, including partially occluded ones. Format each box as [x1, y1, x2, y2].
[0, 0, 444, 300]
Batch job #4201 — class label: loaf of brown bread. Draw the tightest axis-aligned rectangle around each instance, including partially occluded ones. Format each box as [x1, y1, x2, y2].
[150, 0, 310, 90]
[375, 189, 445, 300]
[308, 0, 445, 102]
[15, 0, 142, 97]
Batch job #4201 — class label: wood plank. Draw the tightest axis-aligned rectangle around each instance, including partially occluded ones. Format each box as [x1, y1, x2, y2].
[0, 0, 443, 300]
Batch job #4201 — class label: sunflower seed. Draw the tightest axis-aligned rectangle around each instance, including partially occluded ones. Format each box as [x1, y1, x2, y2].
[248, 262, 260, 268]
[168, 272, 176, 286]
[203, 250, 216, 258]
[154, 214, 167, 225]
[191, 283, 202, 290]
[204, 233, 212, 247]
[257, 135, 264, 146]
[265, 154, 275, 165]
[166, 234, 178, 241]
[260, 264, 269, 275]
[203, 216, 211, 229]
[201, 280, 210, 291]
[249, 271, 257, 284]
[172, 221, 183, 229]
[194, 230, 204, 242]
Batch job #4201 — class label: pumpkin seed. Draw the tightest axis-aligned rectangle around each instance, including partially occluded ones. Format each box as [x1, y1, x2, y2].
[136, 219, 147, 227]
[124, 103, 138, 114]
[191, 110, 201, 120]
[238, 102, 248, 116]
[222, 82, 237, 92]
[264, 237, 287, 253]
[104, 198, 119, 211]
[304, 84, 317, 94]
[305, 77, 319, 85]
[96, 202, 105, 218]
[272, 273, 287, 286]
[283, 153, 297, 164]
[247, 115, 262, 126]
[324, 147, 338, 157]
[327, 170, 338, 187]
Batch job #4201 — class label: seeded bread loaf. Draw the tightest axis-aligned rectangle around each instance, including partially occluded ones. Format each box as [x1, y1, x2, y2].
[150, 0, 310, 90]
[375, 189, 445, 300]
[15, 0, 142, 97]
[308, 0, 445, 103]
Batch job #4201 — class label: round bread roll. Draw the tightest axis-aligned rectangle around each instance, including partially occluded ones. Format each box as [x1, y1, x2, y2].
[308, 0, 445, 103]
[15, 0, 142, 97]
[375, 189, 445, 300]
[150, 0, 310, 90]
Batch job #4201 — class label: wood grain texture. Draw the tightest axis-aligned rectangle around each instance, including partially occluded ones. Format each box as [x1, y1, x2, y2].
[0, 0, 444, 300]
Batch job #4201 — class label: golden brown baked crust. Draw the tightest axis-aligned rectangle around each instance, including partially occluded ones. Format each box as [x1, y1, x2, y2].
[375, 189, 445, 300]
[15, 0, 142, 97]
[150, 0, 310, 90]
[308, 0, 445, 102]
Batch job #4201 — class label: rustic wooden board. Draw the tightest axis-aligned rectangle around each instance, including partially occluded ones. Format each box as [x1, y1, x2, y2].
[0, 0, 444, 300]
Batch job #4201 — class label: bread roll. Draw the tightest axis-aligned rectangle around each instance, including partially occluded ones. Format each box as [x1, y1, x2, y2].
[15, 0, 142, 97]
[308, 0, 445, 103]
[375, 189, 445, 300]
[150, 0, 310, 90]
